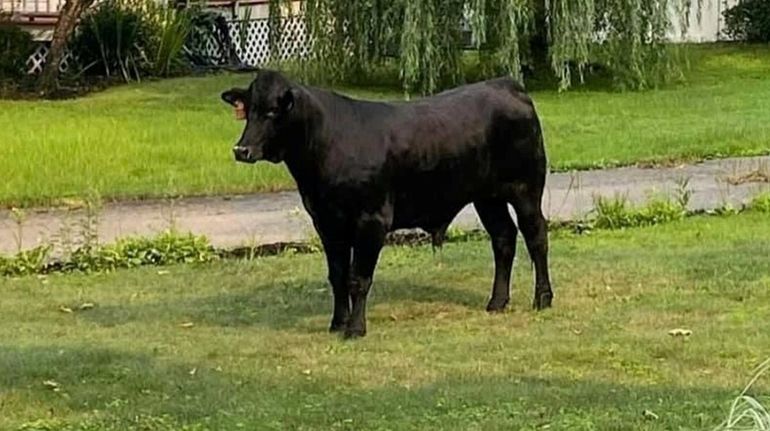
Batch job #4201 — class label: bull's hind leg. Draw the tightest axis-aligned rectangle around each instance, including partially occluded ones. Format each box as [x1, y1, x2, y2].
[509, 185, 553, 310]
[474, 199, 518, 312]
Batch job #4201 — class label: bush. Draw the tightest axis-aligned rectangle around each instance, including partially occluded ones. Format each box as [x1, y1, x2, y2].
[0, 230, 217, 277]
[592, 194, 688, 230]
[0, 245, 51, 277]
[71, 0, 193, 81]
[749, 193, 770, 213]
[723, 0, 770, 42]
[71, 0, 149, 80]
[140, 1, 194, 76]
[0, 20, 35, 78]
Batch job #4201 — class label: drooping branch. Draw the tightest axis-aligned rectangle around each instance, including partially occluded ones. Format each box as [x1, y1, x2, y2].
[294, 0, 699, 94]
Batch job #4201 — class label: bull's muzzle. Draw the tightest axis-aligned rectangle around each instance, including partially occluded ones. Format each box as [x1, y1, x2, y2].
[233, 145, 258, 164]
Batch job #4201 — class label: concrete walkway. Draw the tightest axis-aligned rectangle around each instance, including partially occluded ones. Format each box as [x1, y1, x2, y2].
[1, 156, 768, 254]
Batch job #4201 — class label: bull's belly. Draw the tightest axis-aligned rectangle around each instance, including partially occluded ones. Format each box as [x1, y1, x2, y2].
[388, 158, 499, 227]
[390, 192, 472, 232]
[389, 163, 502, 227]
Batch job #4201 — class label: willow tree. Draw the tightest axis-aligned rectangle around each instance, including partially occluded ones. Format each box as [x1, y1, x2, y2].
[273, 0, 700, 94]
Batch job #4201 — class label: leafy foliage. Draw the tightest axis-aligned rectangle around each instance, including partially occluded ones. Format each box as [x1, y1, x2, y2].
[592, 193, 688, 229]
[0, 230, 217, 277]
[723, 0, 770, 42]
[71, 0, 148, 80]
[0, 20, 36, 78]
[142, 2, 195, 76]
[296, 0, 700, 94]
[63, 230, 217, 272]
[71, 0, 194, 81]
[0, 246, 51, 277]
[749, 192, 770, 213]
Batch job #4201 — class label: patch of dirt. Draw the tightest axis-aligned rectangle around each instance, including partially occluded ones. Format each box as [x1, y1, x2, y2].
[634, 158, 692, 169]
[220, 242, 318, 259]
[725, 169, 770, 185]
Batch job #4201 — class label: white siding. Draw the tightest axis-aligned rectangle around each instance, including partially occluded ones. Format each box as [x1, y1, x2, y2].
[669, 0, 741, 42]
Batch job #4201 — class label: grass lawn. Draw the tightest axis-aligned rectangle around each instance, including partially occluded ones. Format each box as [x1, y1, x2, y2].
[1, 213, 769, 430]
[2, 44, 770, 207]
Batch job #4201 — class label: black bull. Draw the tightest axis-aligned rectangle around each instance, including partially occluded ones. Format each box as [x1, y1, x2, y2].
[221, 70, 553, 338]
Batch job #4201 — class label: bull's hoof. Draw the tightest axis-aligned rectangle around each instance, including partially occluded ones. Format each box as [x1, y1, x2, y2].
[486, 298, 509, 313]
[343, 327, 366, 339]
[533, 292, 553, 310]
[329, 318, 349, 333]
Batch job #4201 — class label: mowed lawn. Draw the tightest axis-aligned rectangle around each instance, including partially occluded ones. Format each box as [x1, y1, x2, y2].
[2, 45, 770, 207]
[1, 213, 769, 430]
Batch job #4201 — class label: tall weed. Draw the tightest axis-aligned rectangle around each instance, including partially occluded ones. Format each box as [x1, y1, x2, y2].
[592, 194, 688, 230]
[144, 2, 194, 76]
[714, 358, 770, 431]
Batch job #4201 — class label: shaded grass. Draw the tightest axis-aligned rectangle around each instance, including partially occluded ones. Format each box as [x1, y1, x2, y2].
[2, 44, 770, 207]
[0, 212, 769, 430]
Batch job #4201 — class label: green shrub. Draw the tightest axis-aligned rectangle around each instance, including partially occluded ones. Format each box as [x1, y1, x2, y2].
[71, 0, 149, 80]
[723, 0, 770, 42]
[592, 194, 688, 229]
[71, 0, 193, 81]
[0, 245, 51, 277]
[141, 1, 194, 76]
[0, 21, 35, 78]
[64, 230, 217, 272]
[749, 192, 770, 213]
[1, 230, 216, 277]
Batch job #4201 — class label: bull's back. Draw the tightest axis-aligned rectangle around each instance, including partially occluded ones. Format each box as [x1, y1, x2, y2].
[383, 78, 544, 228]
[386, 78, 540, 188]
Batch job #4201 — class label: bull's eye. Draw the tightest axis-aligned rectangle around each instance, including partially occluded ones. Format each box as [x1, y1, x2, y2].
[265, 109, 278, 119]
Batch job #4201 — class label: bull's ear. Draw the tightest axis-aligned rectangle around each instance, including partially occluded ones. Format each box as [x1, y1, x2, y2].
[278, 87, 296, 114]
[221, 88, 247, 106]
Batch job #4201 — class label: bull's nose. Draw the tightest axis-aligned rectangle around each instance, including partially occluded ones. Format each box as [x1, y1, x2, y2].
[233, 145, 251, 160]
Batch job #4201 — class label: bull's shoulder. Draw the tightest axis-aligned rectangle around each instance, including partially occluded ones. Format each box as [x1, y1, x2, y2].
[480, 77, 535, 109]
[482, 76, 527, 94]
[424, 77, 532, 108]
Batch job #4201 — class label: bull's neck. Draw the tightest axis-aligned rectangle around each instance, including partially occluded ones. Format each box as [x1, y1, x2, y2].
[282, 118, 323, 196]
[281, 87, 334, 197]
[284, 143, 319, 193]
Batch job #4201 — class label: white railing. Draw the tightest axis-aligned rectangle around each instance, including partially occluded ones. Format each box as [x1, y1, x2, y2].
[0, 0, 64, 14]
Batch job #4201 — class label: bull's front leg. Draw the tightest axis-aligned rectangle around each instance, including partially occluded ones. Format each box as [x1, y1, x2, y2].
[323, 238, 352, 332]
[345, 216, 386, 339]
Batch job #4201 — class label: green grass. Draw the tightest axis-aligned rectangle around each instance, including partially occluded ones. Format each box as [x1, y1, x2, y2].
[1, 212, 769, 430]
[2, 44, 770, 207]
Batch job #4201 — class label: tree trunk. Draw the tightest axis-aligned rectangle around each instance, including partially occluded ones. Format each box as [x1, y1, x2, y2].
[36, 0, 95, 96]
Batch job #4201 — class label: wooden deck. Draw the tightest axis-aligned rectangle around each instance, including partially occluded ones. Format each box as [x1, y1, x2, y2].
[1, 0, 275, 21]
[1, 0, 62, 26]
[1, 0, 280, 41]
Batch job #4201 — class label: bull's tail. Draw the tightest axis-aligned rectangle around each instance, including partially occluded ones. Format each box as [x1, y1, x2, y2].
[430, 223, 449, 251]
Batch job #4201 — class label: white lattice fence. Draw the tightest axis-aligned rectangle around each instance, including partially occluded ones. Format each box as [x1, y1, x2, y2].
[26, 15, 308, 74]
[206, 16, 308, 66]
[26, 43, 73, 74]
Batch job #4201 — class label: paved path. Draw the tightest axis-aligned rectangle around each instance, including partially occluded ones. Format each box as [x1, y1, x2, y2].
[1, 156, 768, 255]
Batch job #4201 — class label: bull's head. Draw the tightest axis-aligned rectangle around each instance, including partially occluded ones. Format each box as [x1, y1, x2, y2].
[221, 71, 297, 164]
